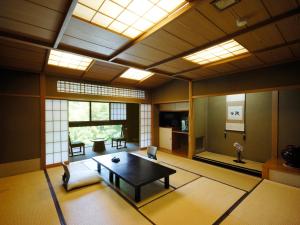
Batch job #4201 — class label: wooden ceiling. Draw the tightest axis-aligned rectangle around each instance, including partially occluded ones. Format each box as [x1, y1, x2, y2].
[0, 0, 299, 89]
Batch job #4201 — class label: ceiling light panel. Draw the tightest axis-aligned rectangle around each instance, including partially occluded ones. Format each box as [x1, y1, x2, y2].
[120, 68, 154, 80]
[73, 0, 187, 39]
[48, 50, 93, 71]
[183, 39, 249, 65]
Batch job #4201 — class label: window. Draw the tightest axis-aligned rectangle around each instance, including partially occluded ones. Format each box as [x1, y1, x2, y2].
[68, 101, 90, 121]
[91, 102, 109, 121]
[68, 101, 127, 122]
[69, 125, 122, 146]
[111, 103, 127, 120]
[57, 80, 146, 99]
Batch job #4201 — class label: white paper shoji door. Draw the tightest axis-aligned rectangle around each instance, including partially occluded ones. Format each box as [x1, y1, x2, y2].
[140, 104, 152, 148]
[45, 99, 69, 165]
[111, 103, 127, 120]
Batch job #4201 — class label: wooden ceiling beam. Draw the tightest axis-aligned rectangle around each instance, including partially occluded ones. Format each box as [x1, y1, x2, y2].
[80, 59, 96, 79]
[41, 50, 51, 73]
[53, 0, 78, 48]
[174, 38, 300, 76]
[107, 0, 198, 62]
[0, 31, 190, 81]
[146, 7, 300, 70]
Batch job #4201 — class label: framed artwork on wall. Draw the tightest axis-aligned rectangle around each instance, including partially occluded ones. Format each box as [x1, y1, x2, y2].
[226, 94, 245, 132]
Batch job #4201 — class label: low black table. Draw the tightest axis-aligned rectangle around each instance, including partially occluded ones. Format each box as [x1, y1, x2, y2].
[93, 152, 176, 202]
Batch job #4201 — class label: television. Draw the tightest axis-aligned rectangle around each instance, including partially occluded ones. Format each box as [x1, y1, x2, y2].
[159, 111, 188, 131]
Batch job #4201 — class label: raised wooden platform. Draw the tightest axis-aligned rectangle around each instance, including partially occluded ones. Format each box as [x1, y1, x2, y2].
[194, 151, 263, 177]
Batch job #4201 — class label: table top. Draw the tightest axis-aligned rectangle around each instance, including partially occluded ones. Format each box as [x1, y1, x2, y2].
[93, 152, 176, 187]
[91, 138, 106, 142]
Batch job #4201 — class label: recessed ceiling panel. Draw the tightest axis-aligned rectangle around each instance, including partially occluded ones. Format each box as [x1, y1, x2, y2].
[229, 55, 264, 69]
[262, 0, 298, 16]
[141, 30, 194, 56]
[155, 58, 198, 73]
[181, 67, 218, 80]
[235, 24, 285, 51]
[84, 61, 127, 81]
[276, 15, 300, 42]
[0, 0, 65, 43]
[138, 74, 172, 88]
[120, 43, 171, 64]
[255, 47, 294, 63]
[0, 40, 46, 73]
[61, 18, 130, 55]
[183, 39, 248, 65]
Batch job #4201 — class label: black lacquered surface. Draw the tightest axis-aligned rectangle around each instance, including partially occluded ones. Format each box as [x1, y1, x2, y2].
[93, 152, 176, 187]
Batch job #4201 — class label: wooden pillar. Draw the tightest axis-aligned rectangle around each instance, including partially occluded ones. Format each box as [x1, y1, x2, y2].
[271, 90, 279, 159]
[188, 81, 195, 159]
[40, 73, 46, 169]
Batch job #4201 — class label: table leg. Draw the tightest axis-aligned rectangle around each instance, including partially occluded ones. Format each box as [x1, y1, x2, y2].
[164, 176, 169, 189]
[109, 171, 114, 183]
[97, 163, 101, 173]
[115, 175, 120, 188]
[135, 186, 141, 202]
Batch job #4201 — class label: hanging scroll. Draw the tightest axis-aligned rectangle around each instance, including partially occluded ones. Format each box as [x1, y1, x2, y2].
[226, 94, 245, 132]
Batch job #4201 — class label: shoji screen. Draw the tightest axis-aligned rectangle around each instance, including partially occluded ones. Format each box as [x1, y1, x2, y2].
[45, 99, 68, 165]
[140, 104, 151, 148]
[111, 103, 127, 120]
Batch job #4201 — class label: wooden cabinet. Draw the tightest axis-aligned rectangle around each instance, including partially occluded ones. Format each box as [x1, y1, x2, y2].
[263, 159, 300, 187]
[159, 127, 172, 151]
[160, 102, 188, 111]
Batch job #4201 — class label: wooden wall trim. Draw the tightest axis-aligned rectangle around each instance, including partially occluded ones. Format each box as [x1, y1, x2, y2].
[40, 73, 46, 169]
[192, 85, 300, 99]
[0, 93, 40, 98]
[188, 81, 195, 159]
[271, 90, 279, 159]
[0, 158, 41, 178]
[152, 100, 189, 104]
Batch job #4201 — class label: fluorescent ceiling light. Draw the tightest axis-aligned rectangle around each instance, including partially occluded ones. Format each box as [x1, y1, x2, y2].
[211, 0, 240, 11]
[73, 0, 187, 39]
[48, 50, 93, 71]
[120, 68, 153, 80]
[183, 39, 249, 65]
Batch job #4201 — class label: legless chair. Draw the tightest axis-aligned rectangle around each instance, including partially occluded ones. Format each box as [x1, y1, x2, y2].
[147, 146, 158, 160]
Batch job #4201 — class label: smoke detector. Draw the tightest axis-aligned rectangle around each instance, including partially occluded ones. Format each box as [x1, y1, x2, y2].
[236, 18, 248, 27]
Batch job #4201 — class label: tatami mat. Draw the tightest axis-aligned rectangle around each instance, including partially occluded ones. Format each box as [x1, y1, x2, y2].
[136, 150, 261, 192]
[140, 177, 245, 225]
[47, 166, 151, 225]
[159, 162, 200, 188]
[222, 179, 300, 225]
[0, 170, 60, 225]
[196, 151, 263, 172]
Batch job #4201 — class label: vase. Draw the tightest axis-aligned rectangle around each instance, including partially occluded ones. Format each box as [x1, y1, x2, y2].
[281, 145, 300, 168]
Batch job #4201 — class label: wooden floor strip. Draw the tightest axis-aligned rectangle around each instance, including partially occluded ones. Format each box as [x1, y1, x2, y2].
[44, 169, 67, 225]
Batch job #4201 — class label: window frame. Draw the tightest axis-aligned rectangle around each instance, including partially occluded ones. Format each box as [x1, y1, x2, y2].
[68, 100, 127, 127]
